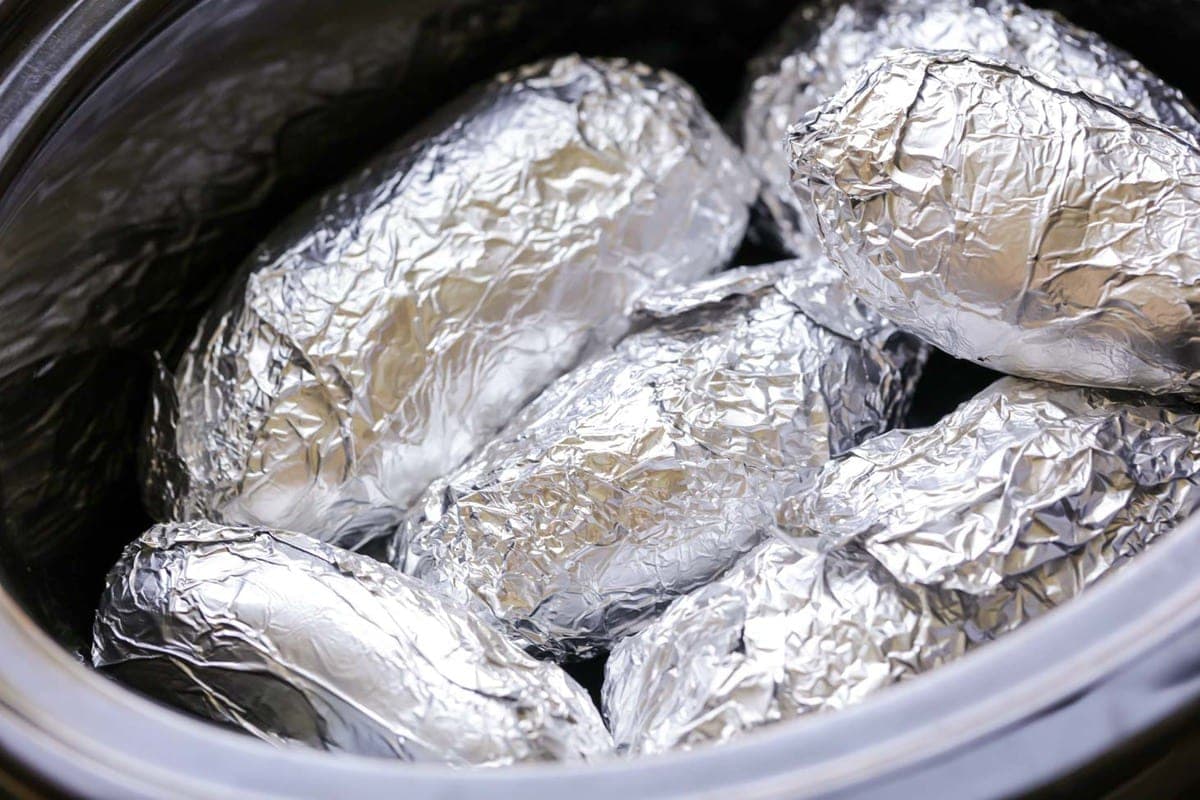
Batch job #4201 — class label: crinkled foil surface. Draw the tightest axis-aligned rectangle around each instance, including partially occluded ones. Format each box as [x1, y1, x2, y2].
[394, 259, 925, 660]
[92, 521, 612, 765]
[604, 378, 1200, 754]
[790, 49, 1200, 394]
[145, 55, 756, 549]
[736, 0, 1200, 255]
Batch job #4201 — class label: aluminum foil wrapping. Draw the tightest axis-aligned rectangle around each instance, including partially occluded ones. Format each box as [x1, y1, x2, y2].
[604, 378, 1200, 754]
[92, 520, 612, 765]
[790, 49, 1200, 394]
[394, 259, 926, 660]
[144, 55, 757, 549]
[735, 0, 1200, 256]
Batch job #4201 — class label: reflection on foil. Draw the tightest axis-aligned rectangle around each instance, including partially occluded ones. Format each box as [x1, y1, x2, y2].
[146, 55, 756, 550]
[605, 378, 1200, 754]
[93, 520, 613, 765]
[396, 259, 924, 659]
[734, 0, 1200, 255]
[791, 49, 1200, 393]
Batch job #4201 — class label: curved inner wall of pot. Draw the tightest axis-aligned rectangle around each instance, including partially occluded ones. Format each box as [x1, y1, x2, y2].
[0, 0, 1191, 711]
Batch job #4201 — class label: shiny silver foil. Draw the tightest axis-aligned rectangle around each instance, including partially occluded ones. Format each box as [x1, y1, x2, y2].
[786, 377, 1200, 591]
[394, 259, 925, 660]
[604, 378, 1200, 754]
[92, 520, 612, 765]
[145, 55, 756, 549]
[736, 0, 1200, 256]
[790, 49, 1200, 393]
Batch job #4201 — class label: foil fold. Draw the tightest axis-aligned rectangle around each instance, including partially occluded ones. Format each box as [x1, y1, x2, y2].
[394, 259, 925, 660]
[92, 520, 613, 765]
[735, 0, 1200, 255]
[604, 378, 1200, 754]
[789, 49, 1200, 393]
[145, 55, 756, 548]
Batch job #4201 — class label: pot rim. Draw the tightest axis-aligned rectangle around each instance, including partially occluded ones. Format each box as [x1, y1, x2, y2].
[2, 2, 1200, 798]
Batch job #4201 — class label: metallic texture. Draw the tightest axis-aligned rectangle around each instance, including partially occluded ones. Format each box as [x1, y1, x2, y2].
[92, 521, 613, 766]
[784, 378, 1200, 592]
[790, 49, 1200, 393]
[735, 0, 1200, 256]
[604, 378, 1200, 754]
[145, 55, 756, 549]
[394, 259, 925, 660]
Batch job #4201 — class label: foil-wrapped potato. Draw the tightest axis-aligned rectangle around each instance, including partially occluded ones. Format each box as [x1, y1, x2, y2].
[394, 259, 925, 660]
[603, 539, 965, 754]
[736, 0, 1200, 255]
[145, 55, 756, 549]
[790, 49, 1200, 394]
[604, 378, 1200, 754]
[92, 521, 613, 765]
[782, 377, 1200, 594]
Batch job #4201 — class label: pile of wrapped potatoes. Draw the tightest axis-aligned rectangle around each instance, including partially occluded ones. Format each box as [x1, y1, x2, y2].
[94, 0, 1200, 765]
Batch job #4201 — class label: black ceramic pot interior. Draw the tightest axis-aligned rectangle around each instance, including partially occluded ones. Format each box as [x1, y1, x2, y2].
[0, 0, 1193, 710]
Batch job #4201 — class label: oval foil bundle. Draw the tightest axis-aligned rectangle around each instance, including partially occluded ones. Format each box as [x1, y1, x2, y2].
[736, 0, 1200, 255]
[92, 521, 612, 765]
[603, 539, 966, 754]
[790, 49, 1200, 394]
[604, 378, 1200, 754]
[783, 377, 1200, 594]
[144, 55, 757, 549]
[394, 259, 926, 660]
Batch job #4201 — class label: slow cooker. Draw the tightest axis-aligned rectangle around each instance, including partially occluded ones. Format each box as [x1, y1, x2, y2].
[1, 1, 1200, 796]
